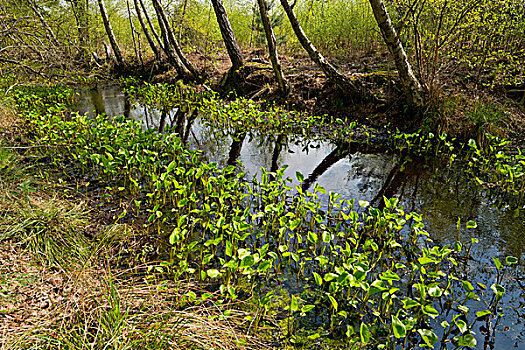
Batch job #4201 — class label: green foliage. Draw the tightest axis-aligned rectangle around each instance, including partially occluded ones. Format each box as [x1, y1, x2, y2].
[8, 83, 521, 348]
[1, 197, 91, 267]
[466, 135, 525, 203]
[123, 80, 358, 141]
[391, 0, 525, 89]
[0, 142, 90, 267]
[293, 0, 380, 55]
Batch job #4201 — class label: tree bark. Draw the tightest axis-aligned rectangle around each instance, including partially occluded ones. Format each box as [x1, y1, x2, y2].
[210, 0, 244, 72]
[97, 0, 126, 68]
[178, 0, 189, 40]
[127, 0, 142, 66]
[133, 0, 160, 61]
[152, 0, 199, 79]
[279, 0, 361, 96]
[257, 0, 289, 94]
[138, 0, 164, 51]
[368, 0, 425, 106]
[151, 0, 187, 75]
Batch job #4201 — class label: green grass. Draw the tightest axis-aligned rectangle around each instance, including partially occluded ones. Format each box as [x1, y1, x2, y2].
[0, 143, 90, 267]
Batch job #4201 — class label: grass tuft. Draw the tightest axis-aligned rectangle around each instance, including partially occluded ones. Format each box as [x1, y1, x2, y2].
[0, 195, 91, 267]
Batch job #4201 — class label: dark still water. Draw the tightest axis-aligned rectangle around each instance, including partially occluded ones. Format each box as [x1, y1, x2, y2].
[76, 85, 525, 349]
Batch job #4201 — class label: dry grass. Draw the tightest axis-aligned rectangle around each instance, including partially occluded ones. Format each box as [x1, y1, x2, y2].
[0, 255, 267, 349]
[0, 102, 271, 350]
[0, 105, 19, 134]
[0, 211, 267, 349]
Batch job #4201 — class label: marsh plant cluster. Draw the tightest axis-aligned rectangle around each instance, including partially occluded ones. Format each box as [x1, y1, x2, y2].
[9, 83, 522, 349]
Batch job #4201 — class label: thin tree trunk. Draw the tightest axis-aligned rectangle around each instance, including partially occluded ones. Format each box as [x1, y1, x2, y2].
[249, 1, 257, 48]
[154, 2, 187, 76]
[368, 0, 425, 106]
[257, 0, 289, 94]
[68, 0, 90, 59]
[210, 0, 244, 71]
[152, 0, 198, 78]
[127, 0, 141, 65]
[279, 0, 360, 95]
[138, 0, 164, 51]
[97, 0, 125, 68]
[178, 0, 189, 40]
[136, 28, 144, 67]
[133, 0, 160, 61]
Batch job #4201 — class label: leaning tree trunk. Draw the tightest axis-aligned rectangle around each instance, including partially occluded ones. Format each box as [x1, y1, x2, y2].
[138, 0, 164, 51]
[126, 0, 142, 66]
[210, 0, 244, 72]
[257, 0, 289, 94]
[368, 0, 425, 106]
[97, 0, 125, 69]
[152, 0, 198, 79]
[153, 2, 188, 76]
[279, 0, 360, 96]
[133, 0, 160, 61]
[178, 0, 189, 40]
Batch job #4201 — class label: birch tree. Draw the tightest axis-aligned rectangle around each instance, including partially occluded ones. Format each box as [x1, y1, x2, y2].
[279, 0, 361, 96]
[97, 0, 125, 68]
[133, 0, 160, 62]
[152, 0, 199, 79]
[368, 0, 425, 106]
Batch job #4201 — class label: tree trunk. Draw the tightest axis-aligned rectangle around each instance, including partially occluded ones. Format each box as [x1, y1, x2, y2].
[127, 0, 142, 66]
[178, 0, 189, 40]
[368, 0, 425, 106]
[152, 0, 187, 76]
[210, 0, 244, 72]
[97, 0, 125, 68]
[257, 0, 289, 94]
[279, 0, 361, 96]
[152, 0, 199, 79]
[133, 0, 160, 61]
[138, 0, 164, 51]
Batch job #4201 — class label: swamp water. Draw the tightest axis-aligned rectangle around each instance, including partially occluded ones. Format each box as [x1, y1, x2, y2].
[76, 85, 524, 349]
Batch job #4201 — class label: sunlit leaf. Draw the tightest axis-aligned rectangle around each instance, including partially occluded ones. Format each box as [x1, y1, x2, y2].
[456, 334, 477, 347]
[360, 323, 371, 344]
[392, 315, 406, 338]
